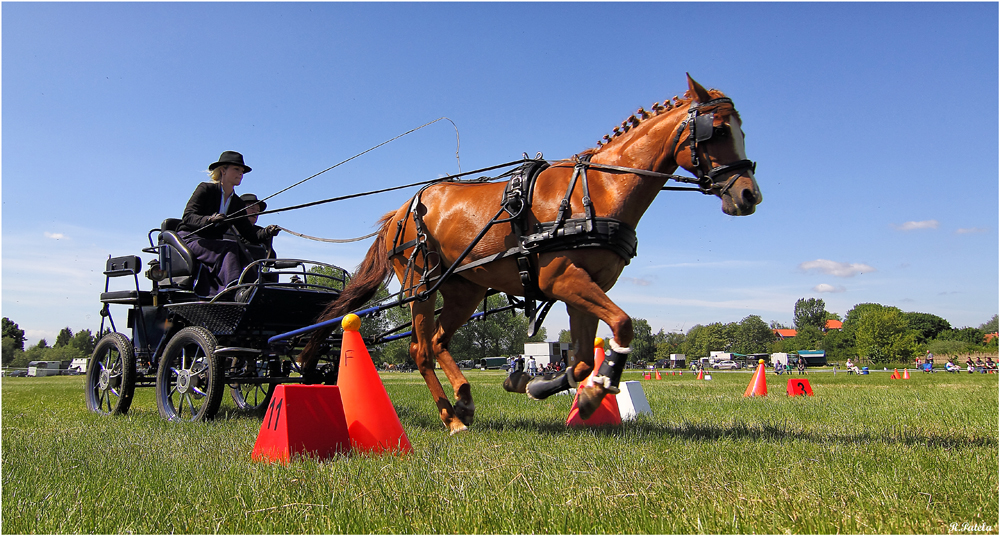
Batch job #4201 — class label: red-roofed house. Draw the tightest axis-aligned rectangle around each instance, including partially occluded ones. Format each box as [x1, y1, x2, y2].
[986, 332, 998, 343]
[824, 319, 843, 331]
[773, 329, 797, 339]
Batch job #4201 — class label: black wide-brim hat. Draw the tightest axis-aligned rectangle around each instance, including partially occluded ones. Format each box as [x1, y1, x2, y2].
[240, 193, 266, 211]
[209, 151, 251, 173]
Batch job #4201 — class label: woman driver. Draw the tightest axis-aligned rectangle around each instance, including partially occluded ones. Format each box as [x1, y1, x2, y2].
[177, 151, 279, 296]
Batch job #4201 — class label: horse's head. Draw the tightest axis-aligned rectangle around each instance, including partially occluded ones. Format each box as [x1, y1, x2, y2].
[676, 74, 762, 216]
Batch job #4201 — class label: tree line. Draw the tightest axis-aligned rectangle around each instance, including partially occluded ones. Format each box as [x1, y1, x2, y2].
[2, 318, 96, 369]
[559, 298, 998, 366]
[5, 294, 995, 369]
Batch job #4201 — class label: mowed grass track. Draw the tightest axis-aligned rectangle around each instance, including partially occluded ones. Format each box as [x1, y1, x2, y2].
[3, 369, 997, 534]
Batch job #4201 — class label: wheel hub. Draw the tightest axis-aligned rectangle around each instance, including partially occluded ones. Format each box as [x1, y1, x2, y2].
[98, 368, 111, 390]
[176, 370, 191, 394]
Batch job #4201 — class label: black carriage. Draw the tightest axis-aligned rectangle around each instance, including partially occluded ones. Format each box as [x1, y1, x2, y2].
[85, 218, 350, 422]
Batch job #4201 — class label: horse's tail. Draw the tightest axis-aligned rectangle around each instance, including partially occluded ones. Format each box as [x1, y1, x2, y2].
[298, 211, 397, 369]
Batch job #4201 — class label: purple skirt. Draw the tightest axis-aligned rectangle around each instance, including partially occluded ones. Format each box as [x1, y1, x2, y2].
[178, 231, 251, 297]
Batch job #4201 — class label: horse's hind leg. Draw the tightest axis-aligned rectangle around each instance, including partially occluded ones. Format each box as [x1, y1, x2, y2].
[409, 295, 469, 435]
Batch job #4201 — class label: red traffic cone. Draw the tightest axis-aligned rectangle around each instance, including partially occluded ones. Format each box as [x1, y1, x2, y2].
[890, 368, 900, 379]
[696, 369, 704, 380]
[567, 338, 622, 427]
[338, 314, 413, 454]
[743, 359, 768, 397]
[655, 370, 662, 380]
[903, 369, 910, 379]
[251, 385, 351, 464]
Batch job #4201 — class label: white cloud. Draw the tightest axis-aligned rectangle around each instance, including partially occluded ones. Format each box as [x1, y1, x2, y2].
[892, 220, 939, 231]
[44, 232, 68, 240]
[956, 227, 987, 234]
[813, 283, 846, 293]
[799, 259, 876, 278]
[620, 277, 653, 286]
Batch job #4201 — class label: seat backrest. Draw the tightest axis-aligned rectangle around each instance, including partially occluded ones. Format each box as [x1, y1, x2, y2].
[162, 218, 182, 232]
[157, 229, 197, 289]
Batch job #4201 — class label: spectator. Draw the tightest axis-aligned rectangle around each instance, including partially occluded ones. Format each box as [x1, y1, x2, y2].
[846, 358, 861, 374]
[527, 355, 537, 376]
[796, 355, 807, 375]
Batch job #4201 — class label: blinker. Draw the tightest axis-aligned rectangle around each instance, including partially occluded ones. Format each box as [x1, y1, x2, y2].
[694, 113, 715, 142]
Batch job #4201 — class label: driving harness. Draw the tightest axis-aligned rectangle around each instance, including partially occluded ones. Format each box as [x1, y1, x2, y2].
[387, 97, 756, 335]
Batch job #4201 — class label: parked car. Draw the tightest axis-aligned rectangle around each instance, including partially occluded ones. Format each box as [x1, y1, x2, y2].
[712, 360, 742, 370]
[7, 370, 27, 377]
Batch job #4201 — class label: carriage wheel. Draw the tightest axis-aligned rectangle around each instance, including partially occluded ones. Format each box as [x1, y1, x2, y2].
[85, 332, 136, 416]
[155, 326, 224, 422]
[230, 358, 276, 414]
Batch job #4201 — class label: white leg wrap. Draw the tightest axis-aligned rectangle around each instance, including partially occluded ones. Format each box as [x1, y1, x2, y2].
[609, 339, 632, 354]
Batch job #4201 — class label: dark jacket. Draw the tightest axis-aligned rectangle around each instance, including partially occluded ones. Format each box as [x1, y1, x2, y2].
[179, 182, 270, 243]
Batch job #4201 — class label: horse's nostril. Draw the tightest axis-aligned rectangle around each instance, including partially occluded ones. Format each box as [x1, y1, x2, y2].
[742, 188, 757, 207]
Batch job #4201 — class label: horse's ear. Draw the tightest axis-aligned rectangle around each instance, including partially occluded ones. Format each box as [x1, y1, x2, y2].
[686, 73, 712, 103]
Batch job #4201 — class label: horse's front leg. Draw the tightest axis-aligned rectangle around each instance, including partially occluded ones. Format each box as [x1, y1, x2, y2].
[538, 260, 633, 420]
[432, 279, 487, 428]
[409, 296, 469, 435]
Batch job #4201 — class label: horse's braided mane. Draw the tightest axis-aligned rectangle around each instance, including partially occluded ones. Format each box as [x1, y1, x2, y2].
[589, 88, 733, 152]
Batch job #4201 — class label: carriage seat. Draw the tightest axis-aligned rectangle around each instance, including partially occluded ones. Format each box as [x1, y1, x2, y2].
[155, 218, 199, 290]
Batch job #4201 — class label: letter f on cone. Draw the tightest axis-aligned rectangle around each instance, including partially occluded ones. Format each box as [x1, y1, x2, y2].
[338, 314, 413, 454]
[743, 359, 768, 397]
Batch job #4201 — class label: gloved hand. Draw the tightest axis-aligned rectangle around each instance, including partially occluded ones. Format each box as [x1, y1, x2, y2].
[207, 213, 226, 224]
[264, 225, 280, 237]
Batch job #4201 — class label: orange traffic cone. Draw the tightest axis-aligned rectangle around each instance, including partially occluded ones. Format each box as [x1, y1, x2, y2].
[567, 338, 622, 427]
[655, 370, 662, 380]
[903, 369, 910, 379]
[890, 369, 900, 379]
[743, 359, 768, 397]
[696, 369, 704, 380]
[338, 314, 413, 454]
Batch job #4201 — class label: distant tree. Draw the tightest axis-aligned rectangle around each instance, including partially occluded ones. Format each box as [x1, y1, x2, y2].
[683, 323, 731, 358]
[652, 330, 685, 356]
[849, 304, 919, 363]
[769, 320, 790, 330]
[557, 329, 572, 343]
[34, 339, 49, 350]
[71, 329, 96, 355]
[2, 318, 25, 352]
[306, 265, 348, 291]
[55, 327, 74, 348]
[448, 294, 546, 359]
[938, 327, 985, 346]
[821, 326, 853, 363]
[786, 324, 824, 353]
[2, 337, 23, 367]
[793, 298, 827, 331]
[901, 312, 951, 344]
[730, 315, 775, 354]
[979, 314, 999, 334]
[628, 318, 655, 363]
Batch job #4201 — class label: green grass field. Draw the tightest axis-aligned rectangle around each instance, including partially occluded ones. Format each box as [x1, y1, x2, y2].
[3, 369, 998, 534]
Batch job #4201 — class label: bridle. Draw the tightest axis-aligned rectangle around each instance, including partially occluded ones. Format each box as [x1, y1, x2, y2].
[679, 97, 757, 197]
[569, 97, 757, 198]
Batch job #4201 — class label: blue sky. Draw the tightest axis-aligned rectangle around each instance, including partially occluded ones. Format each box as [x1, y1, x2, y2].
[3, 2, 997, 346]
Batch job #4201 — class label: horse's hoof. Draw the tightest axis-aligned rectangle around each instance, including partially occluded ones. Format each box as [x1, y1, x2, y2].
[449, 423, 469, 436]
[526, 372, 571, 400]
[503, 371, 528, 393]
[575, 385, 608, 420]
[454, 399, 475, 427]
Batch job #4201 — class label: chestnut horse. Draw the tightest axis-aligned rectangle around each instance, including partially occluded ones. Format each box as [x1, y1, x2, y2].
[298, 75, 762, 434]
